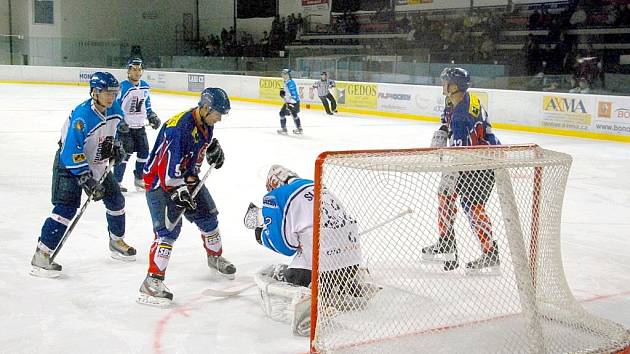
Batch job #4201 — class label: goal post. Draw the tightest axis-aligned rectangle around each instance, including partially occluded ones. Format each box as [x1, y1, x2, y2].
[310, 144, 630, 354]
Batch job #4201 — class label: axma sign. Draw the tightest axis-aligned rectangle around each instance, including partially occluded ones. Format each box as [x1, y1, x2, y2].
[543, 96, 588, 114]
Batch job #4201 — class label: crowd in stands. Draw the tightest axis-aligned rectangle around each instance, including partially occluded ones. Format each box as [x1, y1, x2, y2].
[199, 13, 304, 57]
[184, 0, 630, 94]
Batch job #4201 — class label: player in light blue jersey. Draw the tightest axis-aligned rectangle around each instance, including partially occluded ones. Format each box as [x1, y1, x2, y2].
[277, 69, 303, 135]
[114, 58, 161, 192]
[30, 72, 136, 278]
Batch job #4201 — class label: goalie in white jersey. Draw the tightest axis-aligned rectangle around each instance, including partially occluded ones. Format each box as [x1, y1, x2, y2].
[244, 165, 375, 336]
[113, 58, 161, 192]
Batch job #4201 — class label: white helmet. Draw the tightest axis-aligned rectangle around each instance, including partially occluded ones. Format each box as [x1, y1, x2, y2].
[266, 164, 298, 192]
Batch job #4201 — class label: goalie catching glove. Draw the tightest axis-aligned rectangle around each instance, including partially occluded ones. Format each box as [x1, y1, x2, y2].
[243, 202, 264, 245]
[147, 111, 161, 130]
[205, 138, 224, 169]
[170, 185, 196, 211]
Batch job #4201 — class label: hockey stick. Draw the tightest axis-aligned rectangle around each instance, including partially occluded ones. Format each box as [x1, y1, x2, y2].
[202, 277, 257, 297]
[165, 164, 215, 232]
[359, 207, 413, 236]
[50, 162, 114, 263]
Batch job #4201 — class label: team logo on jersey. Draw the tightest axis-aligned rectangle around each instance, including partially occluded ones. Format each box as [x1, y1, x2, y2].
[72, 153, 87, 163]
[74, 119, 85, 131]
[263, 196, 278, 208]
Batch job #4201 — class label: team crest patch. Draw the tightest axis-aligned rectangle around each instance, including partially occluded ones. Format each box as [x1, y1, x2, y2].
[74, 119, 85, 131]
[72, 153, 86, 163]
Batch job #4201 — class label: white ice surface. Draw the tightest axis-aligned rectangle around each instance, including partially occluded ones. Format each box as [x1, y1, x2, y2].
[0, 84, 628, 354]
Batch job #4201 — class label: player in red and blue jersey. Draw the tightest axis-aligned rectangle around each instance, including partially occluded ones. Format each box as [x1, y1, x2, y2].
[137, 87, 235, 306]
[422, 67, 502, 275]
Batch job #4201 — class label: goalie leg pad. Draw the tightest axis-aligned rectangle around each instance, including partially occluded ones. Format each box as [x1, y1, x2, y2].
[254, 265, 311, 336]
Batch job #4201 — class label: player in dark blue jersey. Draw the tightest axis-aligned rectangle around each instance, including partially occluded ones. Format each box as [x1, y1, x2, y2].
[277, 69, 303, 135]
[422, 67, 501, 275]
[30, 72, 135, 278]
[137, 87, 235, 307]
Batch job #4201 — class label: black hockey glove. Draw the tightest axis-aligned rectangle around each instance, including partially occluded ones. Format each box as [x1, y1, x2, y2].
[78, 174, 106, 201]
[254, 227, 263, 245]
[205, 138, 224, 169]
[279, 89, 286, 98]
[101, 137, 126, 165]
[117, 121, 130, 134]
[112, 140, 126, 165]
[147, 111, 161, 130]
[170, 185, 196, 211]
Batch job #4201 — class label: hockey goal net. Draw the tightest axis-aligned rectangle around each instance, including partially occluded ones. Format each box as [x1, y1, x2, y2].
[310, 144, 630, 354]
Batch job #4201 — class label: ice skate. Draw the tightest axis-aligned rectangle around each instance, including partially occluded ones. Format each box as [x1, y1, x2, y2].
[137, 274, 173, 307]
[109, 238, 137, 262]
[118, 183, 128, 193]
[421, 236, 459, 271]
[208, 254, 236, 280]
[293, 128, 303, 135]
[29, 246, 62, 278]
[465, 242, 500, 276]
[134, 177, 145, 192]
[277, 128, 288, 135]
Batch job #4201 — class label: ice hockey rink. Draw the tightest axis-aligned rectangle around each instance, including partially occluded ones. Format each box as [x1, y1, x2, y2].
[0, 83, 628, 354]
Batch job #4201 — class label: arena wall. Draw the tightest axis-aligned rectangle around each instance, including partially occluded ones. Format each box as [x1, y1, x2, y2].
[1, 64, 629, 142]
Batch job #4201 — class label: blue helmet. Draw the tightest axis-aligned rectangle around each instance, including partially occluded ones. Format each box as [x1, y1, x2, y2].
[440, 67, 470, 92]
[198, 87, 231, 114]
[89, 72, 120, 94]
[127, 57, 144, 69]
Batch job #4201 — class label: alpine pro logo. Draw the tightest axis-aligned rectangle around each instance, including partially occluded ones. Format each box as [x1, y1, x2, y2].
[378, 92, 411, 101]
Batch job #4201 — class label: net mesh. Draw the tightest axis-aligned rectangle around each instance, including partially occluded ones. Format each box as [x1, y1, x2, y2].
[311, 145, 630, 354]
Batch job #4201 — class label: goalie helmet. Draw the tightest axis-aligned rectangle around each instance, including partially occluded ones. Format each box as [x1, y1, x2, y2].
[198, 87, 231, 115]
[266, 164, 299, 192]
[89, 72, 120, 94]
[440, 67, 470, 93]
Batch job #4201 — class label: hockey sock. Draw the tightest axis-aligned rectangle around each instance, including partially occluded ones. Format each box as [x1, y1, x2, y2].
[293, 117, 302, 128]
[280, 117, 287, 129]
[39, 204, 77, 250]
[105, 192, 125, 237]
[438, 193, 457, 238]
[468, 203, 494, 253]
[148, 238, 174, 278]
[113, 161, 128, 183]
[201, 228, 222, 256]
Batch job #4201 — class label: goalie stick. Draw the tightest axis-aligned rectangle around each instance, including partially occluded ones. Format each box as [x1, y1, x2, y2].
[50, 162, 113, 262]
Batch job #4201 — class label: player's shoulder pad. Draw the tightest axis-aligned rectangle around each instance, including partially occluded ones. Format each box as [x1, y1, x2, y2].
[165, 109, 191, 128]
[140, 80, 151, 89]
[467, 93, 481, 118]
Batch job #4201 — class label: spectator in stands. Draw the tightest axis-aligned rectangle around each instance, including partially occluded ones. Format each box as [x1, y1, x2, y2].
[569, 5, 587, 27]
[525, 34, 542, 76]
[480, 35, 495, 61]
[528, 9, 541, 30]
